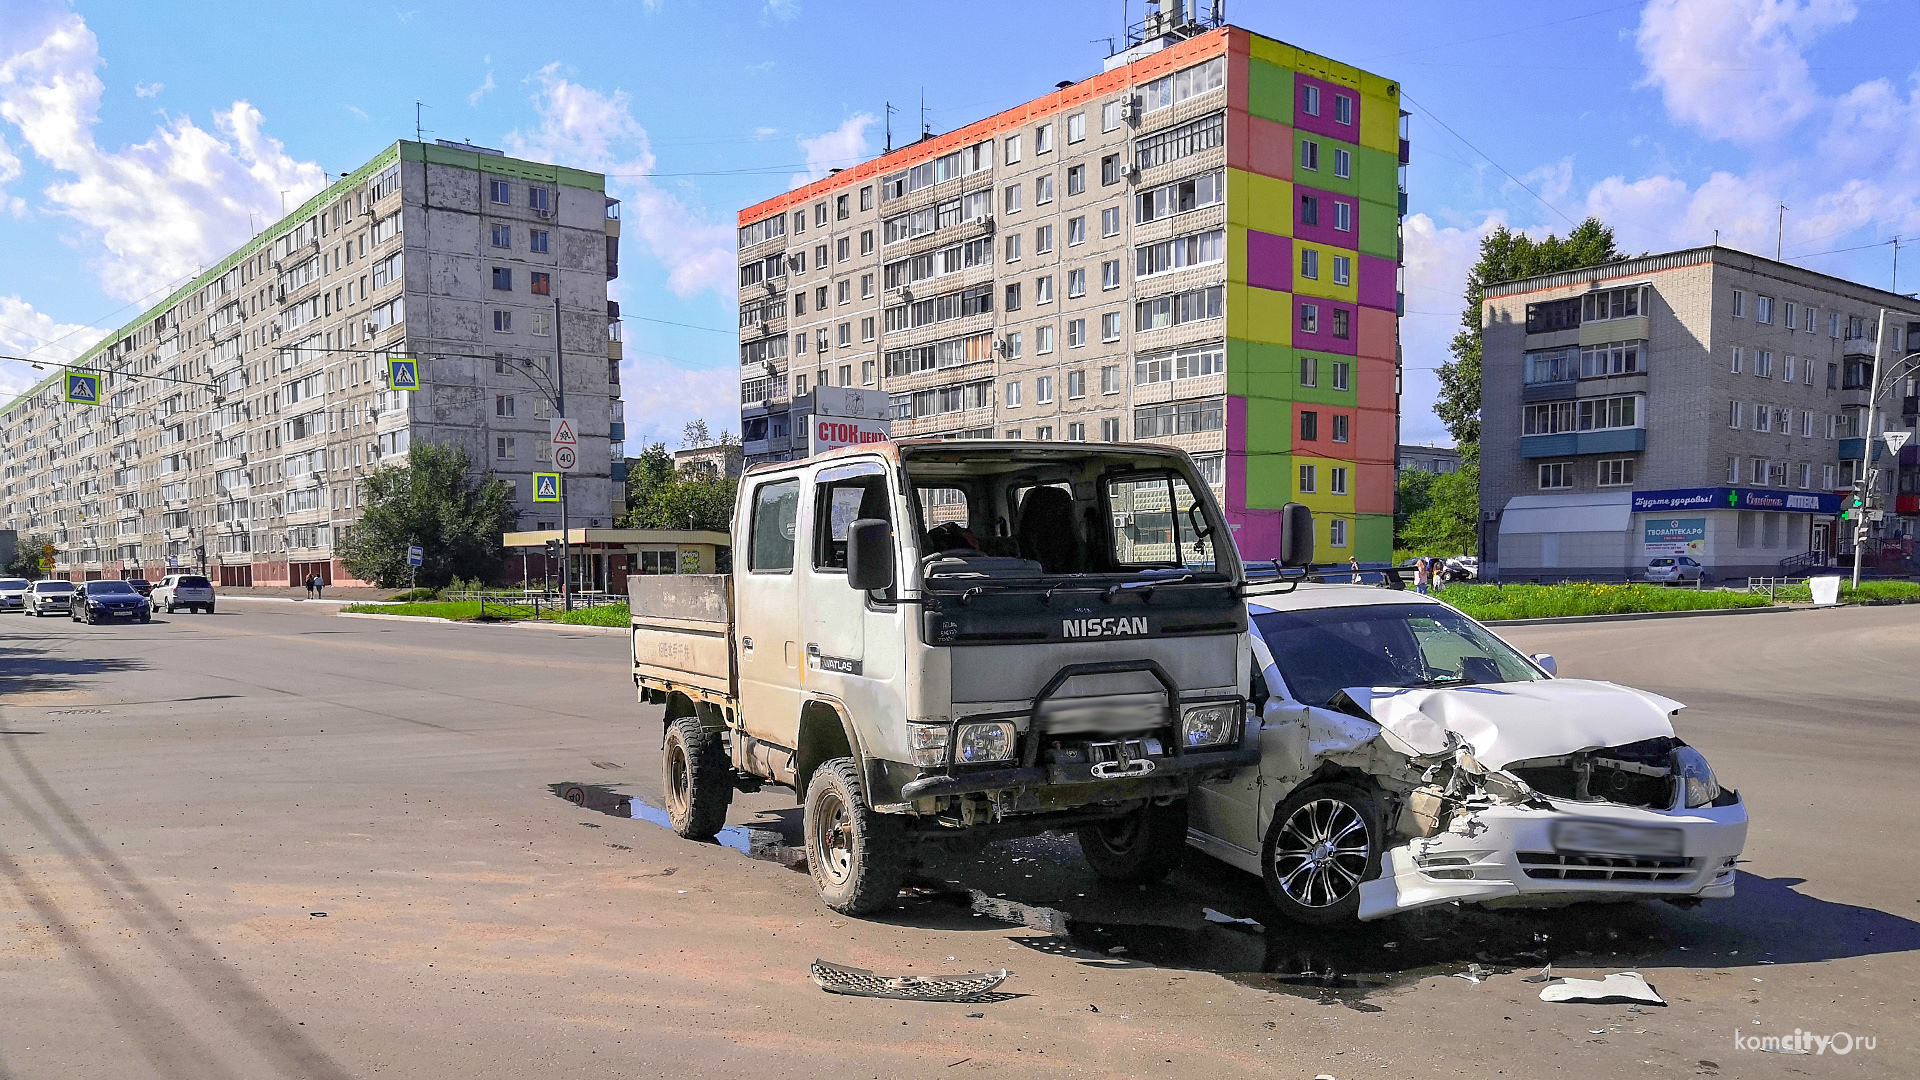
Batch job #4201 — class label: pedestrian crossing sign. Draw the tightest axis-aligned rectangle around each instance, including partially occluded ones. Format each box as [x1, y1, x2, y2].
[64, 371, 99, 404]
[387, 357, 419, 390]
[533, 472, 560, 502]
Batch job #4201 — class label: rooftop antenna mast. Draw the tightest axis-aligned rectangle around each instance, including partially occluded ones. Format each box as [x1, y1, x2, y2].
[920, 89, 930, 139]
[884, 101, 897, 153]
[415, 99, 431, 142]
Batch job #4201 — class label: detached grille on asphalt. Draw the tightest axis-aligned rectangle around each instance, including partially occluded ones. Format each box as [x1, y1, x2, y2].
[1516, 852, 1696, 882]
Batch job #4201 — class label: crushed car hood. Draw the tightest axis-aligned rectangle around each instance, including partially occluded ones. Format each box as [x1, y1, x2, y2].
[1337, 679, 1684, 769]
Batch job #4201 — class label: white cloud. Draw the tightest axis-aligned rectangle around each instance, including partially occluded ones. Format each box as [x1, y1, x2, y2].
[0, 294, 105, 399]
[1636, 0, 1857, 143]
[467, 70, 495, 107]
[0, 9, 326, 301]
[133, 80, 160, 98]
[764, 0, 799, 21]
[346, 105, 369, 122]
[618, 356, 738, 449]
[1398, 212, 1515, 446]
[791, 112, 873, 189]
[504, 63, 734, 300]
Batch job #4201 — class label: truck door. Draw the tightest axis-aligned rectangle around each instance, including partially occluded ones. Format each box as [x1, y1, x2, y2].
[737, 475, 805, 749]
[803, 460, 895, 702]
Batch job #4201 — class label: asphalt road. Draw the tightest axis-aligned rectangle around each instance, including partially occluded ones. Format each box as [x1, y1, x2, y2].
[0, 600, 1913, 1078]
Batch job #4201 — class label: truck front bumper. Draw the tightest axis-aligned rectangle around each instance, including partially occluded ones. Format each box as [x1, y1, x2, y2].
[899, 742, 1259, 802]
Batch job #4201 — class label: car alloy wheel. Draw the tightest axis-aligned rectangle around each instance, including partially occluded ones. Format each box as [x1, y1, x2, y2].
[1269, 796, 1371, 911]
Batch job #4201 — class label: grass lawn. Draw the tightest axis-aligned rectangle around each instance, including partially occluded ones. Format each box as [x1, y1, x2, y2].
[1438, 582, 1773, 621]
[1768, 580, 1920, 604]
[342, 599, 630, 626]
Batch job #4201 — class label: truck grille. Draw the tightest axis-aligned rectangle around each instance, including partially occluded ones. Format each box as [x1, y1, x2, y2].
[1516, 852, 1695, 882]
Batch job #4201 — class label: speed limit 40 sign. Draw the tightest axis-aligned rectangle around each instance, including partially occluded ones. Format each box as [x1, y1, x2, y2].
[553, 444, 579, 472]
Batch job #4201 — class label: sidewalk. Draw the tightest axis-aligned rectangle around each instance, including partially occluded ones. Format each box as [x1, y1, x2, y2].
[217, 585, 393, 602]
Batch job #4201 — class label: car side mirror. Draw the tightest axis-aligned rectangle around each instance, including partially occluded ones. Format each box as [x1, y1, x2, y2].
[1531, 653, 1557, 677]
[1279, 502, 1314, 567]
[846, 518, 895, 592]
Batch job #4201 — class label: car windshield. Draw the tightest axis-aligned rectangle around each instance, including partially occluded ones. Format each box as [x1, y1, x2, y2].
[1254, 602, 1546, 708]
[0, 579, 27, 589]
[89, 581, 136, 595]
[35, 581, 74, 593]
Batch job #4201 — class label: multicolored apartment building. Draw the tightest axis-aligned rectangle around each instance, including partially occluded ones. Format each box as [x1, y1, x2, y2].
[735, 18, 1404, 561]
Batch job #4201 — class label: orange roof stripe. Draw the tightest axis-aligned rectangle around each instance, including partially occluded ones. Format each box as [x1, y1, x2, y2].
[737, 28, 1233, 227]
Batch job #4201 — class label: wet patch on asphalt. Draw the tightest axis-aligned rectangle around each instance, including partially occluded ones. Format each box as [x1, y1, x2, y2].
[551, 782, 806, 868]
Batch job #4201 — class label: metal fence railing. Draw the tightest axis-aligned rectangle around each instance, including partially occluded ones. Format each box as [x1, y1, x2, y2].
[1745, 576, 1806, 599]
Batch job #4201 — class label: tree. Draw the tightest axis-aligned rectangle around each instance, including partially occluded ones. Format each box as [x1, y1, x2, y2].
[681, 419, 712, 449]
[3, 532, 54, 579]
[624, 468, 737, 532]
[1436, 218, 1628, 450]
[339, 440, 518, 588]
[620, 442, 675, 522]
[1394, 468, 1437, 541]
[1397, 463, 1480, 556]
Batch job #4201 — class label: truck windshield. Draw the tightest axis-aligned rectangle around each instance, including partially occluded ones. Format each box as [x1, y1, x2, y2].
[901, 444, 1228, 583]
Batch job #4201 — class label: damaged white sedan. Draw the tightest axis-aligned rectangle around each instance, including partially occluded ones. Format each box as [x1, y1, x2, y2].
[1179, 585, 1746, 924]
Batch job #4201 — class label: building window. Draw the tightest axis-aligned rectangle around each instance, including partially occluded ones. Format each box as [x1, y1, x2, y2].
[1101, 417, 1120, 441]
[495, 394, 516, 418]
[1068, 368, 1086, 397]
[1036, 174, 1054, 205]
[837, 323, 851, 347]
[861, 317, 874, 342]
[1727, 400, 1741, 427]
[1101, 206, 1120, 238]
[1538, 463, 1570, 490]
[1036, 375, 1054, 403]
[1301, 249, 1320, 280]
[860, 230, 874, 256]
[1799, 462, 1812, 488]
[1006, 380, 1022, 407]
[1300, 139, 1319, 171]
[1067, 112, 1086, 143]
[1037, 225, 1053, 254]
[837, 280, 850, 305]
[1300, 355, 1319, 387]
[1036, 123, 1053, 154]
[1597, 458, 1635, 486]
[1332, 360, 1349, 390]
[836, 237, 850, 263]
[1299, 464, 1317, 493]
[496, 436, 516, 460]
[1784, 355, 1797, 383]
[1334, 94, 1352, 125]
[1332, 414, 1349, 442]
[1333, 148, 1351, 178]
[1302, 84, 1321, 116]
[1101, 312, 1122, 341]
[493, 310, 512, 332]
[861, 273, 874, 299]
[1067, 164, 1086, 196]
[492, 267, 512, 291]
[1300, 304, 1318, 333]
[1102, 153, 1121, 185]
[530, 229, 549, 253]
[530, 311, 550, 336]
[1332, 255, 1351, 286]
[862, 359, 875, 385]
[1730, 347, 1742, 373]
[528, 187, 550, 213]
[1005, 282, 1021, 310]
[1068, 268, 1086, 297]
[1728, 456, 1741, 483]
[1332, 309, 1350, 339]
[1756, 350, 1773, 378]
[489, 179, 510, 204]
[1329, 518, 1348, 548]
[1006, 428, 1023, 440]
[1005, 233, 1023, 262]
[1757, 295, 1773, 324]
[1067, 422, 1086, 441]
[836, 194, 850, 220]
[1300, 194, 1319, 225]
[1334, 201, 1352, 232]
[1068, 216, 1086, 245]
[1824, 464, 1836, 488]
[1784, 300, 1796, 328]
[1300, 410, 1319, 441]
[1037, 324, 1055, 354]
[491, 224, 511, 248]
[1753, 402, 1770, 432]
[1036, 275, 1054, 303]
[1036, 425, 1055, 440]
[1101, 364, 1119, 393]
[1005, 133, 1022, 163]
[1732, 289, 1745, 318]
[530, 272, 550, 295]
[1330, 467, 1348, 495]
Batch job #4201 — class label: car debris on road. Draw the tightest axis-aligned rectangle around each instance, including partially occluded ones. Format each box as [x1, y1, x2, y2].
[1538, 971, 1666, 1005]
[811, 959, 1011, 1002]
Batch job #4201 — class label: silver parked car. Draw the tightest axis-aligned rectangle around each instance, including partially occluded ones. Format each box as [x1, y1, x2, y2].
[26, 579, 75, 615]
[0, 577, 29, 612]
[1646, 556, 1709, 583]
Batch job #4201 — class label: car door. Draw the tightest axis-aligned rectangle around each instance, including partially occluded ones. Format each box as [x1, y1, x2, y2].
[736, 473, 805, 752]
[802, 459, 897, 709]
[1189, 625, 1280, 863]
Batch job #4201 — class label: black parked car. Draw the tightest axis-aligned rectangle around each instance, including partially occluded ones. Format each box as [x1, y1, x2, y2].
[71, 579, 152, 623]
[125, 577, 154, 597]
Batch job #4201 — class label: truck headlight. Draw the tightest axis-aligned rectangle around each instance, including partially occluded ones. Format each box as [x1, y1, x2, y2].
[1671, 745, 1721, 808]
[1180, 704, 1239, 748]
[909, 721, 950, 768]
[955, 721, 1016, 764]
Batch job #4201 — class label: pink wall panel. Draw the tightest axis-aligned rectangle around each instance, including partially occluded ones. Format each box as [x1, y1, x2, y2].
[1227, 107, 1251, 173]
[1356, 356, 1396, 413]
[1356, 305, 1397, 361]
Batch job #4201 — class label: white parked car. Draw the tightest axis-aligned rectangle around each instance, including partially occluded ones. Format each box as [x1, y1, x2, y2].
[0, 577, 29, 612]
[153, 574, 217, 614]
[1139, 584, 1746, 924]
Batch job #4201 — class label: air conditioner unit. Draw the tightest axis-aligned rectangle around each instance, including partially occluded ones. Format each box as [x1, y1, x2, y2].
[759, 321, 774, 337]
[364, 321, 379, 337]
[1125, 98, 1142, 125]
[980, 215, 996, 234]
[1124, 164, 1141, 182]
[762, 279, 777, 295]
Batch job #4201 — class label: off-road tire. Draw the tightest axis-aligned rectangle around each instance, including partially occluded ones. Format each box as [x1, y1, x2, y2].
[1261, 781, 1384, 926]
[803, 757, 907, 915]
[1076, 798, 1190, 884]
[662, 715, 731, 840]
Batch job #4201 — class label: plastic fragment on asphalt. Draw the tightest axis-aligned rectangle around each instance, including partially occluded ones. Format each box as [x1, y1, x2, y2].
[968, 890, 1069, 935]
[1451, 963, 1491, 984]
[811, 959, 1010, 1002]
[1201, 907, 1265, 931]
[1540, 972, 1666, 1006]
[1522, 964, 1555, 984]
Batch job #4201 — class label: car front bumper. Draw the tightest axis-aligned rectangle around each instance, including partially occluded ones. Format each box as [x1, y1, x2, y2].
[1357, 793, 1747, 920]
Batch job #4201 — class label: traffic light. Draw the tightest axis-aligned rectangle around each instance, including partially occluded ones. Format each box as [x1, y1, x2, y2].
[544, 539, 560, 559]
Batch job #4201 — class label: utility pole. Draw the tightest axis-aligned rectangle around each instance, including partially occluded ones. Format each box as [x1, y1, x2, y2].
[555, 283, 570, 611]
[1855, 308, 1888, 589]
[1776, 203, 1788, 261]
[1894, 236, 1903, 294]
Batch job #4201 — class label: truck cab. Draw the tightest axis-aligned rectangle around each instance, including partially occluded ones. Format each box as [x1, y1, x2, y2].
[633, 439, 1259, 913]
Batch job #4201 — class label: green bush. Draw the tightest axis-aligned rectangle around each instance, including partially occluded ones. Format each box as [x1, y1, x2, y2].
[387, 588, 438, 602]
[555, 603, 628, 627]
[1440, 582, 1772, 621]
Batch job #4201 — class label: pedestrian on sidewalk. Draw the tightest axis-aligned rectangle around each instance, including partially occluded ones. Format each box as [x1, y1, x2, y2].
[1349, 555, 1362, 584]
[1414, 556, 1430, 596]
[310, 574, 324, 600]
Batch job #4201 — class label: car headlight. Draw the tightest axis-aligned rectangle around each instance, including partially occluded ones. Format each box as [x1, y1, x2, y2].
[908, 721, 950, 768]
[1180, 703, 1240, 748]
[1671, 745, 1721, 808]
[954, 721, 1016, 764]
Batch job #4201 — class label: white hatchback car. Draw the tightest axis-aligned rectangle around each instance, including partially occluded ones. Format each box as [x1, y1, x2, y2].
[1102, 583, 1748, 924]
[152, 574, 217, 614]
[0, 577, 28, 613]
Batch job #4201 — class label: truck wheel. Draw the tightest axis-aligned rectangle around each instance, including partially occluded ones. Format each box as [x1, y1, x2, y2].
[1260, 781, 1383, 926]
[1076, 798, 1189, 884]
[804, 757, 906, 915]
[662, 715, 731, 840]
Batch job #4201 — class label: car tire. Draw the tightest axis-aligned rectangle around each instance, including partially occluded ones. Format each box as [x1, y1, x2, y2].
[803, 757, 907, 916]
[662, 715, 732, 840]
[1260, 781, 1385, 926]
[206, 604, 215, 615]
[1076, 798, 1190, 884]
[165, 603, 175, 614]
[140, 612, 151, 624]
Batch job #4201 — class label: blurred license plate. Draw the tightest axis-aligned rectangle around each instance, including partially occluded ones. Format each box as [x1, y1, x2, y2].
[1552, 820, 1684, 857]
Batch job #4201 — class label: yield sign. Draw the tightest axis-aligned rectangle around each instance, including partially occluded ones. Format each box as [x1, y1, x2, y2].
[1883, 430, 1912, 456]
[550, 417, 577, 446]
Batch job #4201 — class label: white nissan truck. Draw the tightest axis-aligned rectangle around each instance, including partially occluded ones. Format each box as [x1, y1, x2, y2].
[630, 439, 1268, 914]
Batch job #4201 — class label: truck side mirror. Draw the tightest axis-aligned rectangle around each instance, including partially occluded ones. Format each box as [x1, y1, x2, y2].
[846, 518, 895, 592]
[1279, 502, 1314, 567]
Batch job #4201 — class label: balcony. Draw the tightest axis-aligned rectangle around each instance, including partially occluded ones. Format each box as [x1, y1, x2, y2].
[1518, 427, 1647, 458]
[1838, 438, 1887, 462]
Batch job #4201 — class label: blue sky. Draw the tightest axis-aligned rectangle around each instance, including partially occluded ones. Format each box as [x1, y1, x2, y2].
[4, 0, 1920, 448]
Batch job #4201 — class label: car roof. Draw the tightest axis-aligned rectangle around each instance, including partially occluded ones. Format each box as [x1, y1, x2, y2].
[1246, 581, 1455, 616]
